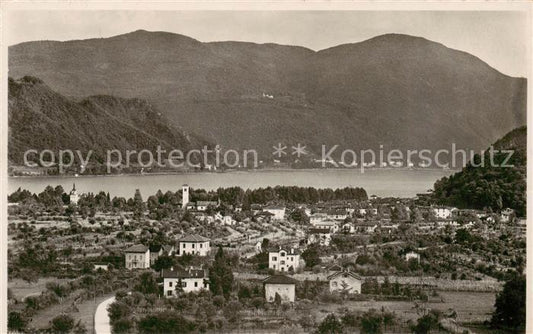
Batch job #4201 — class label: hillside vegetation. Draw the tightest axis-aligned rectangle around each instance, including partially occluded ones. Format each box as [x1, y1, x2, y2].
[433, 126, 526, 216]
[9, 31, 527, 159]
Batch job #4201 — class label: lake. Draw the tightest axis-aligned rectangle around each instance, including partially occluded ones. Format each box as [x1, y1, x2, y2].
[8, 169, 455, 199]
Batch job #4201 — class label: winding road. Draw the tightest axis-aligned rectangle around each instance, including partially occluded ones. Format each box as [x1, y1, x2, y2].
[94, 296, 115, 334]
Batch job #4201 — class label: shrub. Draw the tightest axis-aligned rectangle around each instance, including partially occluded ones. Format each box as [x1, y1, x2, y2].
[50, 314, 75, 333]
[112, 318, 134, 334]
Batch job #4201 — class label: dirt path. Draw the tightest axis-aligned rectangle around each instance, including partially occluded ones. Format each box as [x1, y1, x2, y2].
[94, 296, 116, 334]
[27, 293, 114, 333]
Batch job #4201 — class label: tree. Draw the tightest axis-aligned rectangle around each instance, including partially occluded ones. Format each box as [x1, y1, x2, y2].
[360, 309, 383, 334]
[132, 189, 146, 219]
[135, 272, 159, 295]
[152, 255, 175, 272]
[412, 310, 441, 334]
[261, 238, 270, 251]
[112, 318, 134, 334]
[8, 312, 27, 331]
[108, 301, 131, 322]
[491, 274, 525, 332]
[317, 314, 344, 334]
[50, 314, 75, 333]
[302, 244, 321, 268]
[290, 209, 309, 224]
[138, 311, 196, 334]
[209, 246, 234, 299]
[274, 292, 282, 305]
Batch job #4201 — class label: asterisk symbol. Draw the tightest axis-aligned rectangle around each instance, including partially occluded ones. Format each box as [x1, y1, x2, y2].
[292, 143, 307, 157]
[272, 143, 287, 157]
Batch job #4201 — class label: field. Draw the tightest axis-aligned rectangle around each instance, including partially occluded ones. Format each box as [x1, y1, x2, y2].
[309, 291, 495, 324]
[9, 277, 72, 300]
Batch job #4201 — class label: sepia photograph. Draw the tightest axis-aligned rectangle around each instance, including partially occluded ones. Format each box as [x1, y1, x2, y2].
[1, 3, 530, 334]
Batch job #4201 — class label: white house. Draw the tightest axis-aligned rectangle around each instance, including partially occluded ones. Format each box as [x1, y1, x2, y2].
[178, 234, 211, 256]
[405, 251, 421, 263]
[355, 221, 378, 233]
[309, 213, 328, 225]
[264, 275, 297, 303]
[264, 205, 286, 221]
[269, 248, 301, 272]
[196, 201, 218, 212]
[328, 270, 362, 294]
[162, 267, 209, 297]
[307, 228, 332, 246]
[311, 219, 339, 233]
[93, 263, 109, 271]
[433, 206, 456, 219]
[125, 244, 150, 269]
[501, 208, 515, 223]
[325, 209, 348, 221]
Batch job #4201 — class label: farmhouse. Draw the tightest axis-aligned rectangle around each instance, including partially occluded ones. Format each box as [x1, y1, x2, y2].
[263, 205, 286, 221]
[177, 234, 211, 256]
[501, 208, 515, 223]
[405, 251, 421, 263]
[264, 275, 297, 303]
[328, 270, 362, 294]
[93, 263, 109, 271]
[269, 247, 301, 272]
[324, 208, 348, 221]
[311, 219, 339, 233]
[355, 221, 378, 233]
[307, 228, 332, 246]
[195, 201, 219, 211]
[309, 213, 328, 225]
[125, 244, 150, 269]
[162, 267, 209, 297]
[433, 206, 457, 219]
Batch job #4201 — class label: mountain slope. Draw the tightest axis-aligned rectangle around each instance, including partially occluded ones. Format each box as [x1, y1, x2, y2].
[8, 30, 527, 159]
[432, 126, 526, 216]
[8, 76, 208, 170]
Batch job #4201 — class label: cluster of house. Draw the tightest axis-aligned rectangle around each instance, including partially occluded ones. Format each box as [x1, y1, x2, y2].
[304, 202, 524, 245]
[124, 233, 213, 297]
[263, 265, 362, 303]
[123, 232, 367, 302]
[124, 233, 211, 269]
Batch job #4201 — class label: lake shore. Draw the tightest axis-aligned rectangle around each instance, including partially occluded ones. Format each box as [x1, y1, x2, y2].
[9, 166, 459, 179]
[9, 168, 455, 199]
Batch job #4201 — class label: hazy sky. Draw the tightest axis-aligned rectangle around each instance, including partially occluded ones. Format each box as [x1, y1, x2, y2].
[6, 10, 530, 77]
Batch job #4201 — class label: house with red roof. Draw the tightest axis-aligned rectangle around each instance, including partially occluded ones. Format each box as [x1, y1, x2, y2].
[177, 234, 211, 256]
[125, 244, 150, 269]
[263, 275, 297, 303]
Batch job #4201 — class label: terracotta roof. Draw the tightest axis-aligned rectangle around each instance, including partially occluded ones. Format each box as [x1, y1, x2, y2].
[263, 275, 297, 285]
[178, 234, 210, 242]
[125, 244, 149, 253]
[309, 228, 331, 234]
[264, 205, 285, 210]
[196, 201, 218, 206]
[162, 267, 207, 279]
[268, 248, 300, 255]
[327, 264, 343, 272]
[327, 270, 362, 281]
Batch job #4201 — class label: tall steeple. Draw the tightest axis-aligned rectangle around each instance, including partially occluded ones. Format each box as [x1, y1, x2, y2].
[69, 183, 79, 205]
[182, 184, 190, 208]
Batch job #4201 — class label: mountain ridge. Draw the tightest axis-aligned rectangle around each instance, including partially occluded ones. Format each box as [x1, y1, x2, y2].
[9, 30, 527, 161]
[8, 76, 210, 171]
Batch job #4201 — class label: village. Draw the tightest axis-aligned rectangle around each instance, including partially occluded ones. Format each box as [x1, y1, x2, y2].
[6, 184, 526, 333]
